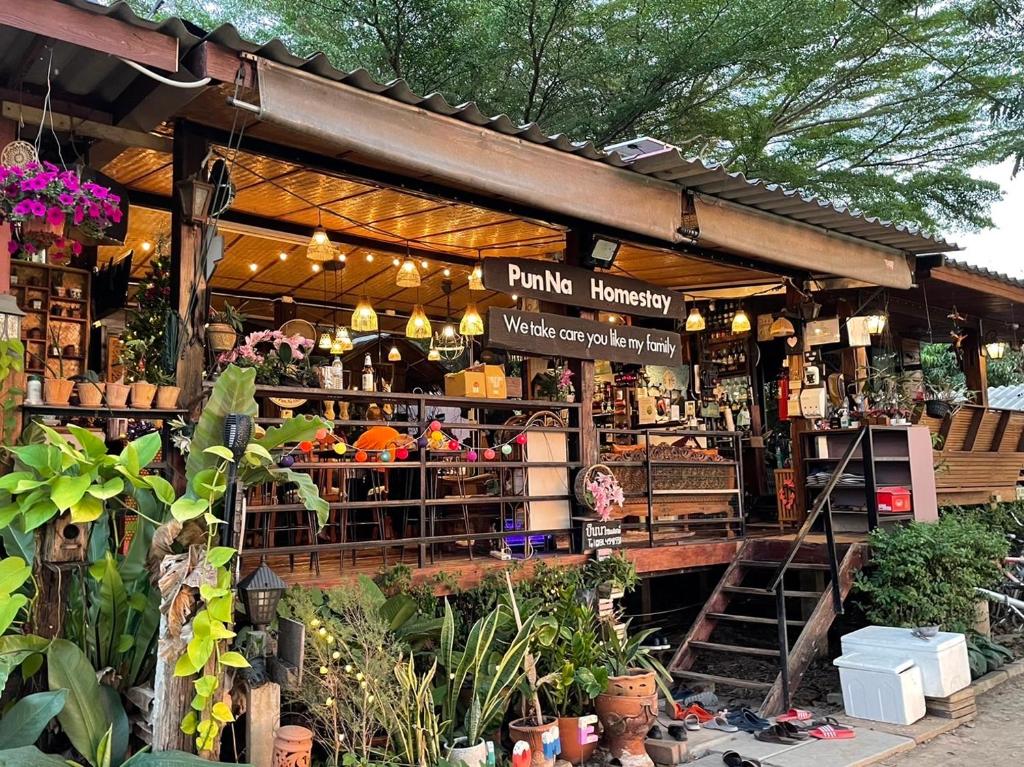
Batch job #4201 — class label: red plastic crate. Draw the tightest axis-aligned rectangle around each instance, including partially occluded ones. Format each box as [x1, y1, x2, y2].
[877, 486, 912, 513]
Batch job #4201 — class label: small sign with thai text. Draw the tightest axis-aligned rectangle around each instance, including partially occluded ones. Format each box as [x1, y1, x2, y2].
[580, 519, 623, 550]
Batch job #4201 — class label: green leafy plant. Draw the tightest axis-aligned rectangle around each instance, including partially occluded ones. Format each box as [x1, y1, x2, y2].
[209, 302, 247, 333]
[855, 515, 1008, 631]
[966, 633, 1014, 678]
[376, 656, 443, 767]
[0, 338, 24, 444]
[599, 622, 673, 699]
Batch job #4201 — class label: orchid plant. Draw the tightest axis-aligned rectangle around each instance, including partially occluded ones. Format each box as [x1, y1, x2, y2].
[217, 330, 317, 385]
[585, 470, 624, 522]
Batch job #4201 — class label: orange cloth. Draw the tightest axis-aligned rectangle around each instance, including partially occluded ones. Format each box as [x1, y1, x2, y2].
[354, 425, 412, 451]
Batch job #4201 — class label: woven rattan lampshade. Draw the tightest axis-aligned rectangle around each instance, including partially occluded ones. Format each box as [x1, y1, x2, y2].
[388, 344, 402, 362]
[460, 303, 484, 336]
[317, 331, 332, 350]
[427, 345, 441, 361]
[406, 305, 432, 339]
[351, 297, 378, 332]
[685, 306, 705, 332]
[731, 308, 751, 334]
[396, 257, 421, 288]
[333, 325, 354, 352]
[468, 263, 485, 291]
[306, 226, 337, 262]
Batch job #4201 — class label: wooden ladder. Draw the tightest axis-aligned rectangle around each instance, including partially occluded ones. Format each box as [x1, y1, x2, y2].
[667, 537, 867, 714]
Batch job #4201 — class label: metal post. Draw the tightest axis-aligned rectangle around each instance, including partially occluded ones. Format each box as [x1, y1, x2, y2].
[735, 433, 745, 538]
[862, 427, 879, 530]
[823, 496, 843, 614]
[645, 429, 654, 548]
[418, 395, 427, 568]
[776, 582, 791, 712]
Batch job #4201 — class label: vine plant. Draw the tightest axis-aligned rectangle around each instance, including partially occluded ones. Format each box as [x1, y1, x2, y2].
[0, 338, 24, 445]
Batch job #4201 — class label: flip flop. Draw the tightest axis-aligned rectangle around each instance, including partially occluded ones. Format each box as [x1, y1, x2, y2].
[704, 714, 740, 732]
[722, 752, 762, 767]
[726, 708, 771, 732]
[777, 721, 809, 740]
[666, 724, 688, 742]
[647, 725, 663, 739]
[678, 703, 716, 723]
[775, 708, 814, 723]
[807, 724, 856, 740]
[683, 713, 702, 731]
[754, 725, 801, 744]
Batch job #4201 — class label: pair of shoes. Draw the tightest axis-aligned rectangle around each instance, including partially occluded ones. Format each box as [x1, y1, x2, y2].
[722, 750, 761, 767]
[646, 725, 687, 742]
[725, 708, 771, 733]
[704, 713, 739, 733]
[673, 703, 716, 724]
[754, 723, 809, 744]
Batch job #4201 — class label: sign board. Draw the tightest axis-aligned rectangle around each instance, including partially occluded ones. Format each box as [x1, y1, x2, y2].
[580, 518, 623, 550]
[487, 308, 684, 366]
[482, 257, 684, 320]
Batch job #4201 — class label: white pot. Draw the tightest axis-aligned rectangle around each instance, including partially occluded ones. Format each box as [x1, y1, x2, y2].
[448, 738, 489, 767]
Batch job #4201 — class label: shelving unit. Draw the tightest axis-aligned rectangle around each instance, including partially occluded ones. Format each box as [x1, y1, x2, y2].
[10, 261, 91, 379]
[800, 425, 938, 533]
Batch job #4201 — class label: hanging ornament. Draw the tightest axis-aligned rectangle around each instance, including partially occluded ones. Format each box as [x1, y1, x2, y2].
[483, 448, 496, 461]
[466, 450, 478, 462]
[396, 447, 409, 460]
[430, 420, 442, 432]
[355, 450, 368, 463]
[278, 454, 295, 468]
[333, 442, 347, 456]
[417, 436, 428, 448]
[501, 444, 513, 456]
[380, 450, 392, 463]
[515, 433, 527, 445]
[447, 439, 460, 451]
[316, 428, 329, 441]
[299, 440, 314, 453]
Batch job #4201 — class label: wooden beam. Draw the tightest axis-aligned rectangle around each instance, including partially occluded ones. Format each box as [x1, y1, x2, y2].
[962, 328, 989, 408]
[992, 410, 1012, 452]
[0, 0, 179, 71]
[2, 102, 172, 153]
[184, 41, 256, 88]
[928, 265, 1024, 307]
[963, 408, 985, 452]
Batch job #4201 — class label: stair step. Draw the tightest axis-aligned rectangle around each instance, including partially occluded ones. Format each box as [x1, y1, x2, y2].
[739, 560, 831, 571]
[689, 640, 781, 658]
[707, 613, 807, 627]
[671, 671, 773, 690]
[724, 586, 824, 599]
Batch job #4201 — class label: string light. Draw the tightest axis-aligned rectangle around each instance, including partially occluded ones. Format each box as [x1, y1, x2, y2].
[392, 258, 401, 267]
[279, 252, 288, 261]
[141, 241, 152, 253]
[312, 264, 321, 273]
[442, 267, 451, 278]
[365, 253, 374, 263]
[396, 257, 422, 288]
[248, 262, 258, 272]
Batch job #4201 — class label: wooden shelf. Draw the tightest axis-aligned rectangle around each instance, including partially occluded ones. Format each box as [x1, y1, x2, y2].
[22, 405, 185, 418]
[12, 261, 91, 379]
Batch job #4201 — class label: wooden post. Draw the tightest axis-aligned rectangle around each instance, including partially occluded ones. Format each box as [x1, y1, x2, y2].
[785, 285, 810, 518]
[151, 611, 195, 753]
[0, 118, 14, 293]
[564, 231, 598, 467]
[962, 327, 989, 408]
[246, 683, 281, 767]
[170, 120, 210, 420]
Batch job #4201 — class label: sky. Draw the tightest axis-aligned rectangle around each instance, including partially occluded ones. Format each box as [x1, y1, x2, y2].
[951, 160, 1023, 278]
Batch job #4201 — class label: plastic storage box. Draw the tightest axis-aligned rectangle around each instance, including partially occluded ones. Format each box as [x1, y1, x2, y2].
[877, 486, 912, 513]
[841, 626, 970, 697]
[833, 652, 925, 725]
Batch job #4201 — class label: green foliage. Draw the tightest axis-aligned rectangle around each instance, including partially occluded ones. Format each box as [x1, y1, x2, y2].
[209, 302, 246, 332]
[0, 556, 30, 635]
[987, 349, 1024, 388]
[118, 246, 177, 384]
[966, 633, 1015, 678]
[599, 622, 673, 700]
[0, 338, 24, 444]
[856, 515, 1008, 631]
[0, 746, 249, 767]
[0, 690, 67, 750]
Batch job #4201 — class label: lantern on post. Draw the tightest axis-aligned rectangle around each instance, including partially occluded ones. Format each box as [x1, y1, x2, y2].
[0, 294, 25, 340]
[176, 175, 215, 224]
[237, 560, 287, 630]
[984, 335, 1008, 360]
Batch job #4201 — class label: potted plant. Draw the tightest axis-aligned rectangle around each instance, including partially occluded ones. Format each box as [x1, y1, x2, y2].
[865, 367, 915, 425]
[574, 463, 625, 521]
[29, 342, 73, 405]
[72, 370, 105, 407]
[105, 377, 131, 408]
[207, 302, 246, 352]
[594, 623, 672, 766]
[152, 366, 181, 409]
[924, 380, 974, 419]
[217, 330, 316, 386]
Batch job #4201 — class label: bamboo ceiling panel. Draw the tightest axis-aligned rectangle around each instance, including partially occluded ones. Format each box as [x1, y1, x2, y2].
[101, 147, 172, 190]
[615, 245, 773, 288]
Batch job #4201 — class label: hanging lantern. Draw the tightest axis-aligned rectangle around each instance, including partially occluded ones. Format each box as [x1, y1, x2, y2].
[406, 305, 432, 339]
[351, 297, 378, 332]
[306, 226, 337, 262]
[333, 326, 354, 352]
[685, 306, 705, 332]
[396, 257, 421, 288]
[731, 308, 751, 334]
[237, 560, 287, 630]
[865, 314, 887, 335]
[0, 294, 25, 340]
[468, 262, 485, 291]
[427, 344, 441, 361]
[985, 339, 1008, 360]
[388, 344, 402, 362]
[432, 322, 466, 361]
[460, 303, 485, 336]
[317, 331, 332, 350]
[769, 314, 796, 339]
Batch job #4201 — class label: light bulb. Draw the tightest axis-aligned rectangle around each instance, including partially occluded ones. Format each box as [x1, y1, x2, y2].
[248, 262, 258, 272]
[685, 307, 705, 332]
[279, 252, 288, 261]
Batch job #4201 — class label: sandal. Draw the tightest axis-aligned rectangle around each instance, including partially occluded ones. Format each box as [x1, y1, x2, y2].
[726, 708, 771, 732]
[776, 721, 809, 740]
[807, 723, 855, 740]
[647, 725, 663, 740]
[704, 714, 740, 732]
[682, 704, 716, 723]
[722, 752, 762, 767]
[666, 724, 688, 742]
[775, 708, 814, 723]
[754, 724, 801, 744]
[683, 713, 702, 731]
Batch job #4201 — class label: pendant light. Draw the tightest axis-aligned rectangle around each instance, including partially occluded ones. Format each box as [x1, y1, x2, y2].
[432, 279, 467, 359]
[306, 210, 337, 262]
[460, 303, 485, 336]
[406, 305, 432, 339]
[731, 307, 751, 334]
[685, 305, 705, 332]
[396, 254, 421, 288]
[318, 331, 333, 350]
[984, 334, 1008, 360]
[334, 325, 354, 352]
[351, 296, 378, 332]
[865, 313, 887, 335]
[468, 261, 485, 291]
[388, 344, 402, 362]
[769, 313, 796, 338]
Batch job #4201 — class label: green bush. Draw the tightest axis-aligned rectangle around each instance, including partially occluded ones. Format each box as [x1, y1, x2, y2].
[855, 515, 1007, 632]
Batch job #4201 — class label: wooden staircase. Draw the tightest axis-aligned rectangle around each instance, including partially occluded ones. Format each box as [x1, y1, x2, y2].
[668, 537, 866, 715]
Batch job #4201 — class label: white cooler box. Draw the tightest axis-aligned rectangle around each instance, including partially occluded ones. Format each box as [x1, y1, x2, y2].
[833, 652, 925, 725]
[840, 626, 970, 698]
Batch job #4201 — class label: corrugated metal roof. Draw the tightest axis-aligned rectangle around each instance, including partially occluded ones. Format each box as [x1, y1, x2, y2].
[989, 385, 1024, 411]
[942, 258, 1024, 289]
[22, 1, 957, 256]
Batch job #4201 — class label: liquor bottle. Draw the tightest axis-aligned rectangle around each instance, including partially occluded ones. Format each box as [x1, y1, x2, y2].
[361, 354, 375, 392]
[330, 356, 344, 390]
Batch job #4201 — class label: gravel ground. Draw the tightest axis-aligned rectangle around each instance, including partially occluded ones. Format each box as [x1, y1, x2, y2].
[881, 675, 1024, 765]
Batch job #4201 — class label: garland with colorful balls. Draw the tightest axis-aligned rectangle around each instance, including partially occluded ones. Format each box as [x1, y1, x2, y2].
[277, 418, 531, 468]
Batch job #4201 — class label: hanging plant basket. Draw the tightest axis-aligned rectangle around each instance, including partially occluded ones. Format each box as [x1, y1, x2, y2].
[574, 463, 614, 508]
[925, 400, 952, 419]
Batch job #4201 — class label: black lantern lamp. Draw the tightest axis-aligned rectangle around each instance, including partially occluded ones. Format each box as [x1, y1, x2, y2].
[0, 294, 25, 341]
[237, 559, 287, 630]
[176, 174, 215, 224]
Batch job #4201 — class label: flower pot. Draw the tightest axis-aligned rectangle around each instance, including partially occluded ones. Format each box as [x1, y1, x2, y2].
[557, 716, 598, 765]
[105, 382, 130, 408]
[75, 381, 105, 407]
[207, 322, 238, 352]
[155, 385, 181, 409]
[508, 716, 559, 767]
[43, 378, 74, 406]
[130, 381, 157, 409]
[594, 671, 658, 767]
[448, 737, 489, 767]
[925, 400, 951, 419]
[272, 725, 313, 767]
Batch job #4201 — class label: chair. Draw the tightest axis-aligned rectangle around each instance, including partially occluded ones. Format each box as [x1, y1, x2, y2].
[244, 481, 320, 575]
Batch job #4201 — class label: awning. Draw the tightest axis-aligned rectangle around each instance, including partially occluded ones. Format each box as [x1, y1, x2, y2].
[250, 58, 686, 244]
[693, 195, 915, 289]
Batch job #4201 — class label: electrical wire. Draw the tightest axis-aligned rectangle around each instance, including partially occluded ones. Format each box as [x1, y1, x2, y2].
[118, 57, 212, 88]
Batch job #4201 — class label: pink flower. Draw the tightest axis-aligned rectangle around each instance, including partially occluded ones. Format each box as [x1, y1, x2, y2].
[9, 166, 23, 178]
[87, 205, 100, 219]
[28, 200, 46, 217]
[12, 200, 32, 217]
[46, 206, 64, 226]
[58, 193, 75, 207]
[111, 208, 122, 223]
[7, 240, 18, 255]
[73, 206, 85, 225]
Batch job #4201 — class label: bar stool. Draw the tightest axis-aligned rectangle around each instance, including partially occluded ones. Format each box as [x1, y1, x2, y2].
[245, 481, 320, 575]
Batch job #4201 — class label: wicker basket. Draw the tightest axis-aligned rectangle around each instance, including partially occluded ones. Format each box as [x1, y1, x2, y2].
[573, 463, 614, 508]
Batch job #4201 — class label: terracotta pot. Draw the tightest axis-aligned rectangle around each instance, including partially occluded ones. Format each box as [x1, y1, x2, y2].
[207, 323, 238, 352]
[272, 724, 312, 767]
[448, 737, 489, 767]
[557, 715, 598, 765]
[594, 671, 658, 767]
[105, 382, 130, 408]
[508, 716, 559, 767]
[43, 378, 74, 406]
[130, 381, 157, 409]
[155, 385, 181, 409]
[75, 381, 105, 407]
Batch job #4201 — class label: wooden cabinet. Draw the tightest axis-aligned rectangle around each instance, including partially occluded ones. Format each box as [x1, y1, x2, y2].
[10, 262, 91, 379]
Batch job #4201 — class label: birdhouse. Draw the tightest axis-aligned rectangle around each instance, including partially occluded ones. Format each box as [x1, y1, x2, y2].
[42, 515, 90, 564]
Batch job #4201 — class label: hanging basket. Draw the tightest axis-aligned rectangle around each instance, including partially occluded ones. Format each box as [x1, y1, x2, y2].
[574, 463, 614, 509]
[925, 400, 951, 419]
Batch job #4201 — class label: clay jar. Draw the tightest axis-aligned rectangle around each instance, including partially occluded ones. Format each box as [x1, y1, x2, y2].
[130, 381, 157, 409]
[556, 715, 599, 766]
[75, 381, 105, 407]
[105, 382, 130, 408]
[43, 378, 74, 406]
[155, 385, 181, 409]
[593, 670, 659, 767]
[508, 716, 559, 767]
[272, 725, 313, 767]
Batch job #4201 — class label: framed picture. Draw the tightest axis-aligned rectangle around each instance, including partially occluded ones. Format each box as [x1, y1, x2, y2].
[901, 338, 922, 367]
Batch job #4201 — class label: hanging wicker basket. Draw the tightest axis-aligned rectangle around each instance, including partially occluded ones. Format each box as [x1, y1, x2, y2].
[574, 463, 615, 509]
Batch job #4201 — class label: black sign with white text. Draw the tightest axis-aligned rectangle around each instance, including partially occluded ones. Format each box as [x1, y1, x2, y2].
[486, 307, 684, 366]
[581, 519, 623, 550]
[482, 257, 684, 320]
